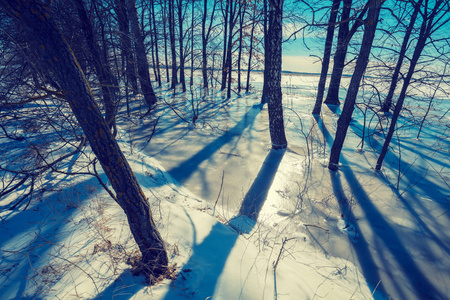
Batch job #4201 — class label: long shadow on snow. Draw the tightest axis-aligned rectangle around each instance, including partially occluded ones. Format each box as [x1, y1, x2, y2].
[316, 115, 444, 299]
[161, 149, 283, 298]
[0, 176, 104, 299]
[166, 104, 263, 185]
[161, 211, 239, 299]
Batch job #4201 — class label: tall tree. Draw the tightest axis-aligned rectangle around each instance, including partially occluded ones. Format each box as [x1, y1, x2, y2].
[324, 0, 368, 105]
[126, 0, 157, 110]
[114, 0, 138, 93]
[267, 0, 287, 149]
[176, 0, 187, 92]
[169, 0, 178, 89]
[261, 0, 269, 104]
[201, 0, 217, 89]
[0, 0, 168, 277]
[312, 0, 341, 115]
[328, 0, 382, 170]
[376, 0, 449, 170]
[221, 0, 230, 90]
[380, 0, 423, 112]
[74, 0, 118, 135]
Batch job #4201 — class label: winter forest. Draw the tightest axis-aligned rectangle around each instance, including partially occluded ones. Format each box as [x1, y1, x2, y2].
[0, 0, 449, 299]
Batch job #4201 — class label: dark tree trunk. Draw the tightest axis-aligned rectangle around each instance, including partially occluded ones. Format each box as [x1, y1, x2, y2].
[267, 0, 287, 149]
[151, 0, 162, 87]
[237, 1, 246, 94]
[376, 2, 439, 170]
[75, 0, 118, 135]
[221, 0, 230, 91]
[127, 0, 157, 109]
[328, 0, 382, 170]
[246, 3, 257, 93]
[381, 0, 423, 112]
[226, 0, 238, 99]
[190, 0, 194, 86]
[0, 0, 168, 277]
[324, 0, 352, 105]
[202, 0, 209, 89]
[162, 1, 170, 83]
[177, 0, 186, 92]
[312, 0, 341, 115]
[115, 0, 138, 94]
[261, 0, 268, 104]
[169, 0, 178, 90]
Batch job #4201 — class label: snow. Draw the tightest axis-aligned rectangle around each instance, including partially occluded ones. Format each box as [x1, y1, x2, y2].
[1, 71, 449, 299]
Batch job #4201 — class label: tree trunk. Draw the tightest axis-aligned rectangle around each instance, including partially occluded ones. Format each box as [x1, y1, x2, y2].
[151, 0, 162, 87]
[261, 0, 268, 104]
[190, 0, 194, 86]
[0, 0, 168, 277]
[221, 0, 230, 91]
[75, 0, 118, 135]
[328, 0, 382, 170]
[312, 0, 341, 115]
[381, 0, 423, 112]
[162, 1, 170, 83]
[127, 0, 157, 109]
[114, 0, 138, 94]
[324, 0, 352, 105]
[246, 4, 257, 93]
[376, 3, 438, 170]
[169, 0, 178, 90]
[267, 0, 287, 149]
[177, 0, 186, 92]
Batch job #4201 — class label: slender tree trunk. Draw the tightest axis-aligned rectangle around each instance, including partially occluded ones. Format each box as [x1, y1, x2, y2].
[312, 0, 341, 114]
[151, 0, 162, 87]
[75, 0, 118, 135]
[169, 0, 178, 90]
[376, 5, 437, 170]
[0, 0, 168, 277]
[177, 0, 186, 92]
[221, 0, 230, 91]
[381, 0, 423, 112]
[246, 4, 257, 93]
[261, 0, 269, 104]
[127, 0, 157, 109]
[328, 0, 382, 170]
[237, 1, 246, 94]
[202, 0, 209, 89]
[226, 0, 237, 99]
[190, 0, 194, 86]
[162, 1, 170, 83]
[115, 0, 138, 94]
[267, 0, 287, 149]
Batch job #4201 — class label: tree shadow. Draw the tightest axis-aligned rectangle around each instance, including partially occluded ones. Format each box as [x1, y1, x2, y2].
[166, 104, 263, 186]
[0, 176, 104, 299]
[230, 148, 285, 234]
[316, 115, 444, 299]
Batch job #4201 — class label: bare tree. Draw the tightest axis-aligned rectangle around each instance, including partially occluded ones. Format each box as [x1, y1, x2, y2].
[0, 0, 168, 278]
[328, 0, 383, 170]
[267, 0, 287, 149]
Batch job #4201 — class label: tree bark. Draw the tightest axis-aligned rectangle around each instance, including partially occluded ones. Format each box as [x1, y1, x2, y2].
[312, 0, 341, 115]
[328, 0, 382, 170]
[0, 0, 168, 277]
[267, 0, 287, 149]
[126, 0, 157, 109]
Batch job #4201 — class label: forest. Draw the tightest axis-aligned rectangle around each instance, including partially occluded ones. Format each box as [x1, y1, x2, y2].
[0, 0, 449, 299]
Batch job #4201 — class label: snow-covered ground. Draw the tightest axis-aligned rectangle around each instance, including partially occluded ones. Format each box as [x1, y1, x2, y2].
[1, 72, 449, 299]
